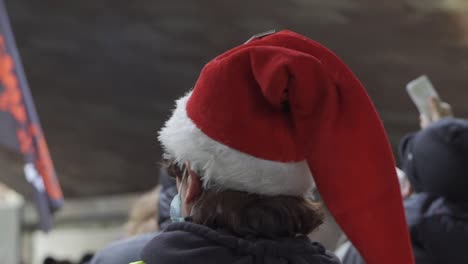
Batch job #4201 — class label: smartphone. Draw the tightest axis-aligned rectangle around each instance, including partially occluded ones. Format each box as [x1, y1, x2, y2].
[406, 75, 440, 119]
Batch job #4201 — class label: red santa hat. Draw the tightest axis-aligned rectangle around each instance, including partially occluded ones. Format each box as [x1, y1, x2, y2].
[159, 30, 414, 264]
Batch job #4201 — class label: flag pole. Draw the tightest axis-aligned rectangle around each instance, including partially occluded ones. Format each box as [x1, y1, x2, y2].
[0, 0, 62, 231]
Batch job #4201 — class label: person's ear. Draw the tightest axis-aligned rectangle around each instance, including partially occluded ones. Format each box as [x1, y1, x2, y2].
[183, 165, 202, 204]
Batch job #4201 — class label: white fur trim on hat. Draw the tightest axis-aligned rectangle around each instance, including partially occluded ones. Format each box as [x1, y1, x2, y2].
[158, 93, 314, 196]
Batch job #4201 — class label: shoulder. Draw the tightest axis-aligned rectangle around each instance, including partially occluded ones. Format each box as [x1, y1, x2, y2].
[89, 233, 158, 264]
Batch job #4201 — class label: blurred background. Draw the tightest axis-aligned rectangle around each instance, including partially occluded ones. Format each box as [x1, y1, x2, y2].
[3, 0, 468, 198]
[1, 0, 468, 263]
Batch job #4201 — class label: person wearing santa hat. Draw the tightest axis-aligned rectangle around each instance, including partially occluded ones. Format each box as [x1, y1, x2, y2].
[134, 30, 414, 264]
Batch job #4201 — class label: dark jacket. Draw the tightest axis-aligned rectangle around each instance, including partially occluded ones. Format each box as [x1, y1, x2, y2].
[140, 222, 341, 264]
[343, 193, 468, 264]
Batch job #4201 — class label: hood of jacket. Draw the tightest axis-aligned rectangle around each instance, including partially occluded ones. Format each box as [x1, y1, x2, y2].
[139, 222, 340, 264]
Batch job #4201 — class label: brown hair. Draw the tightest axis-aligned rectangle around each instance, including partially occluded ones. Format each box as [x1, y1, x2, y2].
[164, 158, 323, 239]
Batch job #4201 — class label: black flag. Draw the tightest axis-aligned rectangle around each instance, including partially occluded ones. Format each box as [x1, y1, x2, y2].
[0, 0, 63, 231]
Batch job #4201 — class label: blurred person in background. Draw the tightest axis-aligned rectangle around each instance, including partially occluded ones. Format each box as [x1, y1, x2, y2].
[88, 169, 177, 264]
[135, 30, 413, 264]
[341, 98, 468, 264]
[43, 254, 93, 264]
[124, 186, 160, 237]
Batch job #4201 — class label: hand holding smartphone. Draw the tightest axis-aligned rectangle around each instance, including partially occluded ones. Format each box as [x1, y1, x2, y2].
[406, 75, 440, 119]
[406, 75, 453, 128]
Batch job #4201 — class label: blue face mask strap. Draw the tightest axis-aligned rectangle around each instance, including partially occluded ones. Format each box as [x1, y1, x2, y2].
[170, 165, 190, 223]
[170, 193, 185, 223]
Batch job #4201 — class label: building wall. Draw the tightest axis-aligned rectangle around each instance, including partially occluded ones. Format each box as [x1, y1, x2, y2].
[2, 0, 468, 198]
